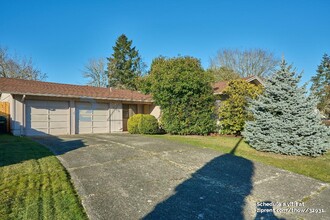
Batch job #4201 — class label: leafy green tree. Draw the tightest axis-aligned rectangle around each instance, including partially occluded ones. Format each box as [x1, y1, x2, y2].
[311, 53, 330, 117]
[219, 79, 263, 135]
[107, 34, 145, 90]
[149, 56, 215, 135]
[243, 61, 330, 157]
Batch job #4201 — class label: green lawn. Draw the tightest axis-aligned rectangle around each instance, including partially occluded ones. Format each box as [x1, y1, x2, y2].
[151, 134, 330, 183]
[0, 134, 87, 220]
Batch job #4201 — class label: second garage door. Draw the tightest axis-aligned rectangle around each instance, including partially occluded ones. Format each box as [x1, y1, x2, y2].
[76, 102, 109, 134]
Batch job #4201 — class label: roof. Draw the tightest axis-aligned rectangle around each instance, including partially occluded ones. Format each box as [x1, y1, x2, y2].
[0, 77, 153, 102]
[212, 75, 264, 94]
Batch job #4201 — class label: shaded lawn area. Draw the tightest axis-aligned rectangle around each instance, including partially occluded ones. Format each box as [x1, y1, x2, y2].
[151, 135, 330, 183]
[0, 134, 87, 220]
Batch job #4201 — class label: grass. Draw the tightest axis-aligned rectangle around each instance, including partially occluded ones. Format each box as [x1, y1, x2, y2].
[0, 134, 87, 220]
[150, 134, 330, 183]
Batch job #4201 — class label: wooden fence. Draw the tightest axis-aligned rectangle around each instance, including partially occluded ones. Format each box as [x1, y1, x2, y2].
[0, 102, 10, 132]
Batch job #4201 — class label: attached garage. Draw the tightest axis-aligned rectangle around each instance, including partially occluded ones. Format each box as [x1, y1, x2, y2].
[75, 102, 109, 134]
[0, 77, 159, 136]
[25, 100, 69, 136]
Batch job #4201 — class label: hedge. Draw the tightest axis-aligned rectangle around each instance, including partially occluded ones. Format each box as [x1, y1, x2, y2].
[128, 114, 159, 134]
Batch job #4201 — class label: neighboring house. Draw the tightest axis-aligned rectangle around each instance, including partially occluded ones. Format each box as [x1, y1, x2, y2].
[212, 75, 264, 97]
[212, 76, 265, 125]
[0, 77, 160, 136]
[0, 76, 263, 136]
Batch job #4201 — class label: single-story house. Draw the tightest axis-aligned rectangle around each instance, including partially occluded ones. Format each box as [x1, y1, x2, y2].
[0, 77, 160, 136]
[0, 76, 263, 136]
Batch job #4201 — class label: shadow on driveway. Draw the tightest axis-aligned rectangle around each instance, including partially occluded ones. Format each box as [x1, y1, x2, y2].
[144, 152, 254, 219]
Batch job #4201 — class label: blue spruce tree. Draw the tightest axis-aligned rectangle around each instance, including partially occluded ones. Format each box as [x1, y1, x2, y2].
[243, 60, 329, 157]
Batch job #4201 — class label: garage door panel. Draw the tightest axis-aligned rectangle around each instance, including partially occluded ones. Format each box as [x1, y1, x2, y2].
[28, 107, 48, 114]
[93, 127, 108, 133]
[77, 127, 92, 134]
[50, 128, 69, 135]
[76, 102, 109, 134]
[30, 114, 48, 121]
[93, 121, 108, 128]
[28, 121, 48, 129]
[49, 114, 67, 121]
[93, 115, 108, 121]
[25, 100, 69, 136]
[49, 121, 67, 128]
[78, 121, 92, 128]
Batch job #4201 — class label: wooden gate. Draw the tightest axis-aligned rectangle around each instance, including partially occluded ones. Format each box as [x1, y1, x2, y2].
[0, 102, 10, 132]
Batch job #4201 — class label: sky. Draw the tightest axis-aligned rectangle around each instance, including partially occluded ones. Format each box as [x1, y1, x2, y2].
[1, 0, 329, 86]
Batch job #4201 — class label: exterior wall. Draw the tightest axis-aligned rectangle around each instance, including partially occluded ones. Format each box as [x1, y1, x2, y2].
[7, 94, 153, 136]
[0, 93, 13, 102]
[110, 102, 123, 132]
[150, 105, 161, 120]
[11, 95, 24, 136]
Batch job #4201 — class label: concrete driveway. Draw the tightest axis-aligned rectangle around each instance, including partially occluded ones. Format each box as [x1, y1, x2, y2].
[32, 134, 329, 220]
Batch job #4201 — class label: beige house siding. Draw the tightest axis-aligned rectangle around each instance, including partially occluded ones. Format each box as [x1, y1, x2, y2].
[150, 105, 161, 120]
[4, 95, 155, 136]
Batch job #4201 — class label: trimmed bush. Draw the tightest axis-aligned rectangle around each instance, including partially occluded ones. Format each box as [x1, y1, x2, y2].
[128, 114, 159, 134]
[138, 115, 159, 134]
[128, 114, 143, 134]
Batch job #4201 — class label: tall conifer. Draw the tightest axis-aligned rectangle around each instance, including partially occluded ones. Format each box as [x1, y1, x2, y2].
[107, 34, 144, 90]
[243, 61, 329, 157]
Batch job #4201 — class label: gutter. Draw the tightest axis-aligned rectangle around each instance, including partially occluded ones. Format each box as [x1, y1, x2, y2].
[0, 91, 154, 103]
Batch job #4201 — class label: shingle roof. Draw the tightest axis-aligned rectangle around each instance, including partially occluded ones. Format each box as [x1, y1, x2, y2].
[0, 77, 152, 102]
[212, 81, 228, 94]
[212, 76, 264, 94]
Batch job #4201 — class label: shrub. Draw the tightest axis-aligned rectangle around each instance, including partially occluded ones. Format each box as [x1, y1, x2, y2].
[128, 114, 159, 134]
[138, 115, 159, 134]
[128, 114, 143, 134]
[218, 79, 263, 135]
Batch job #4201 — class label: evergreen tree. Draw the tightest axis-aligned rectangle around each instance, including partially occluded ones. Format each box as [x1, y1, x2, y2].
[311, 53, 330, 117]
[243, 61, 330, 157]
[107, 34, 144, 90]
[149, 56, 215, 135]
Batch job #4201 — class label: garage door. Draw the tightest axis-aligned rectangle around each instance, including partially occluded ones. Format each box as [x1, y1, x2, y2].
[76, 102, 109, 134]
[26, 100, 69, 136]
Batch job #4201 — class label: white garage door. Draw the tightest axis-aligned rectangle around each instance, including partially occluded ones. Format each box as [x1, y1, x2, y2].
[26, 100, 69, 136]
[76, 102, 109, 134]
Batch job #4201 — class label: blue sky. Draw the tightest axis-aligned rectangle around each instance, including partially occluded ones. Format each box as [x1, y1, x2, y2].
[1, 0, 329, 86]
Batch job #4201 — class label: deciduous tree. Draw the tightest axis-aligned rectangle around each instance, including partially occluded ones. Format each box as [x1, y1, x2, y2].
[207, 66, 240, 82]
[0, 46, 47, 81]
[82, 58, 107, 87]
[210, 48, 279, 78]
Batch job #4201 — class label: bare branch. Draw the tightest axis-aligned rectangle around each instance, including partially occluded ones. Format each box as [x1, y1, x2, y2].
[82, 58, 108, 87]
[210, 48, 280, 78]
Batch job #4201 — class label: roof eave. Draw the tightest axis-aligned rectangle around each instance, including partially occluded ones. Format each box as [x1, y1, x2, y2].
[3, 91, 153, 103]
